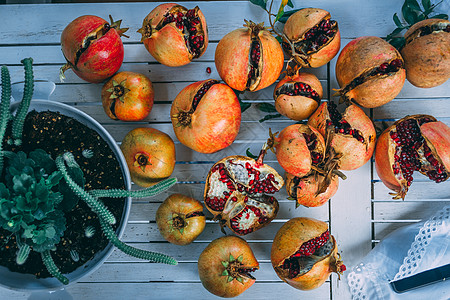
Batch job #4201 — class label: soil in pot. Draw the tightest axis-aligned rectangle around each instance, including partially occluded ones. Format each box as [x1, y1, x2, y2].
[0, 110, 125, 279]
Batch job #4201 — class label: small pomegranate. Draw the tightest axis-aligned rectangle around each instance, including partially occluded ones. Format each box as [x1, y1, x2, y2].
[274, 70, 323, 121]
[138, 3, 208, 67]
[282, 8, 341, 68]
[198, 236, 259, 298]
[271, 217, 345, 291]
[215, 20, 284, 92]
[308, 101, 376, 171]
[375, 115, 450, 200]
[286, 172, 339, 208]
[120, 127, 176, 187]
[101, 71, 154, 121]
[60, 15, 128, 83]
[203, 145, 283, 235]
[401, 19, 450, 88]
[156, 193, 205, 245]
[335, 36, 406, 108]
[170, 79, 241, 154]
[269, 124, 326, 177]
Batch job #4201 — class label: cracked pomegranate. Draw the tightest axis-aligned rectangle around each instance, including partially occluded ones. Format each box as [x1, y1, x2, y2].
[204, 147, 283, 235]
[401, 19, 450, 88]
[215, 20, 284, 92]
[198, 236, 259, 298]
[282, 8, 340, 68]
[171, 79, 241, 153]
[335, 36, 406, 108]
[274, 70, 323, 121]
[138, 3, 208, 67]
[375, 115, 450, 200]
[308, 101, 376, 171]
[271, 217, 345, 291]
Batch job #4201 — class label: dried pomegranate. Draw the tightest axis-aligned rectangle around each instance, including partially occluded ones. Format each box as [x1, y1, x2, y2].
[401, 19, 450, 88]
[156, 193, 205, 245]
[101, 71, 154, 121]
[286, 172, 339, 208]
[198, 236, 259, 298]
[269, 124, 325, 177]
[170, 79, 241, 154]
[138, 3, 208, 67]
[335, 36, 406, 108]
[308, 101, 376, 171]
[215, 20, 284, 92]
[120, 127, 176, 187]
[282, 8, 340, 68]
[203, 145, 283, 235]
[271, 217, 345, 290]
[375, 115, 450, 200]
[60, 15, 128, 83]
[274, 70, 323, 121]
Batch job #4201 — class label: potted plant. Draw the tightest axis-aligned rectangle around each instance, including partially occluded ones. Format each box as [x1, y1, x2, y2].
[0, 58, 177, 291]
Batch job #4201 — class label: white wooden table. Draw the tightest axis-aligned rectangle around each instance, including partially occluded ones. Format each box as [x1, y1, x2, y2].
[0, 1, 449, 299]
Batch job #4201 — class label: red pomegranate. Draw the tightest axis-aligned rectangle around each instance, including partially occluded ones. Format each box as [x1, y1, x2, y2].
[215, 20, 284, 92]
[170, 79, 241, 154]
[271, 217, 345, 290]
[308, 101, 376, 171]
[156, 193, 205, 245]
[282, 8, 341, 68]
[101, 71, 154, 121]
[286, 172, 339, 208]
[335, 36, 406, 108]
[203, 145, 283, 235]
[375, 115, 450, 200]
[60, 15, 128, 83]
[120, 127, 176, 187]
[401, 19, 450, 88]
[198, 236, 259, 298]
[274, 70, 323, 121]
[138, 3, 208, 67]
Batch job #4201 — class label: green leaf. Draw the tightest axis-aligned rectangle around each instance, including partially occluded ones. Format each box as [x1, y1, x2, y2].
[402, 1, 421, 25]
[386, 27, 406, 40]
[239, 99, 251, 113]
[429, 13, 448, 19]
[278, 9, 301, 23]
[389, 37, 406, 50]
[275, 9, 284, 23]
[393, 13, 403, 27]
[249, 0, 267, 10]
[258, 103, 277, 113]
[275, 36, 283, 44]
[287, 0, 294, 8]
[246, 148, 258, 159]
[222, 261, 229, 268]
[422, 0, 431, 11]
[259, 113, 282, 123]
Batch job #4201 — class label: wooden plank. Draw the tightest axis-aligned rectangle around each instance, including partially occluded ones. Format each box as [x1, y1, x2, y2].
[373, 201, 449, 221]
[373, 181, 450, 200]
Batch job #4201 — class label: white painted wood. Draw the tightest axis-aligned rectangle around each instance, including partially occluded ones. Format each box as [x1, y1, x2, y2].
[0, 1, 449, 299]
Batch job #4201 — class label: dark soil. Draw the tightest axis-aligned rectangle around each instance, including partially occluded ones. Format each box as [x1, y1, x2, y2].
[0, 110, 125, 279]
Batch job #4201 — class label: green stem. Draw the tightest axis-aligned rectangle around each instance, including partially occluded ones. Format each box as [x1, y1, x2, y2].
[41, 250, 69, 285]
[56, 155, 116, 225]
[99, 217, 177, 265]
[89, 178, 177, 198]
[11, 58, 34, 146]
[0, 66, 12, 174]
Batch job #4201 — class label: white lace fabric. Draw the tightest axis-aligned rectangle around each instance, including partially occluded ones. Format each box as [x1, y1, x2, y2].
[347, 205, 450, 300]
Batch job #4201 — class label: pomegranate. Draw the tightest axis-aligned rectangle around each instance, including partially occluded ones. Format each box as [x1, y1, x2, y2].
[60, 15, 128, 83]
[271, 217, 345, 290]
[203, 145, 283, 235]
[268, 124, 326, 177]
[282, 8, 341, 68]
[198, 236, 259, 298]
[215, 20, 284, 92]
[375, 115, 450, 200]
[308, 101, 376, 171]
[156, 193, 205, 245]
[101, 71, 154, 121]
[401, 19, 450, 88]
[274, 70, 323, 121]
[335, 36, 406, 108]
[170, 79, 241, 154]
[286, 172, 339, 208]
[138, 3, 208, 67]
[120, 127, 176, 187]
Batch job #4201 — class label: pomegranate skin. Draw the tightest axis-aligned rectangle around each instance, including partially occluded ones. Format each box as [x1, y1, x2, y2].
[286, 172, 339, 207]
[139, 3, 208, 67]
[274, 72, 323, 121]
[61, 15, 125, 83]
[401, 19, 450, 88]
[336, 36, 406, 108]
